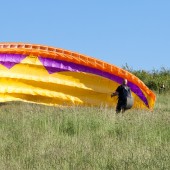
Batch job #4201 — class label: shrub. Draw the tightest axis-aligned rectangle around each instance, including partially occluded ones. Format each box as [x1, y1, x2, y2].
[122, 64, 170, 93]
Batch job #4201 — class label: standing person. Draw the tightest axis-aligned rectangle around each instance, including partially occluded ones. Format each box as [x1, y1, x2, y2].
[111, 79, 132, 113]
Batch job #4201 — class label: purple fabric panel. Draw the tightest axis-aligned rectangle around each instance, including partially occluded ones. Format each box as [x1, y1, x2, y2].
[39, 57, 70, 73]
[0, 54, 26, 69]
[39, 57, 149, 107]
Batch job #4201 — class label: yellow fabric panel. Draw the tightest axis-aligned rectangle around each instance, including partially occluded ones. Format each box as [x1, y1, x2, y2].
[0, 72, 117, 107]
[0, 56, 116, 106]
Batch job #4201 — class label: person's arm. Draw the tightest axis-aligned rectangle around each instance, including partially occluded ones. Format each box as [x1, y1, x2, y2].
[111, 91, 119, 98]
[111, 86, 120, 98]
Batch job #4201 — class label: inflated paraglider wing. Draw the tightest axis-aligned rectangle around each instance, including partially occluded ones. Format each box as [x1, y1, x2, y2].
[0, 43, 156, 109]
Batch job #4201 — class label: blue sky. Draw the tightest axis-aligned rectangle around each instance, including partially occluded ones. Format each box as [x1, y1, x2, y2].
[1, 0, 170, 71]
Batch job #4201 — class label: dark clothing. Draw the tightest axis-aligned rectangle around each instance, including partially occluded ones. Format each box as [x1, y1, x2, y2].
[115, 85, 131, 113]
[116, 99, 127, 113]
[116, 85, 131, 100]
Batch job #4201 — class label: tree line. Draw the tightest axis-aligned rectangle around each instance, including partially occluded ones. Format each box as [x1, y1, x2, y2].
[122, 64, 170, 93]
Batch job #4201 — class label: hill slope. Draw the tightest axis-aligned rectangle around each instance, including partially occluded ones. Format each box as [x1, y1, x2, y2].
[0, 93, 170, 169]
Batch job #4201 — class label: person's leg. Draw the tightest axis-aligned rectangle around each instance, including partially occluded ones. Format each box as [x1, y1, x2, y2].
[120, 99, 127, 113]
[116, 101, 121, 113]
[121, 107, 126, 113]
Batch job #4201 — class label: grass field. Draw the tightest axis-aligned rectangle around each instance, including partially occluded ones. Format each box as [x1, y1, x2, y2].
[0, 93, 170, 170]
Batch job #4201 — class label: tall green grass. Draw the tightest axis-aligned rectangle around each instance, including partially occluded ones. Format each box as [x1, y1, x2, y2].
[0, 93, 170, 170]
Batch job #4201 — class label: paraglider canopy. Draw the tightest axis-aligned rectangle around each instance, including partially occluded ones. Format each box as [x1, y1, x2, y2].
[0, 42, 156, 109]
